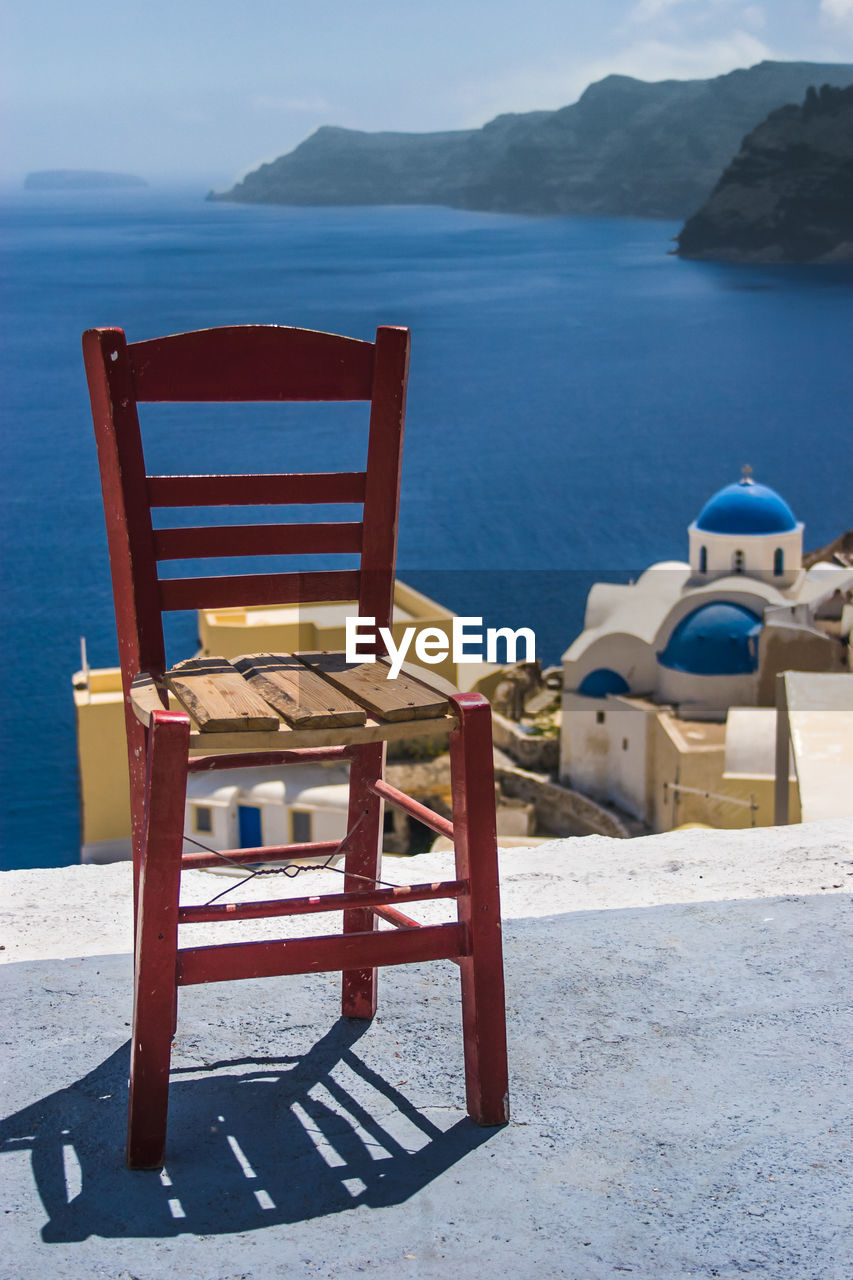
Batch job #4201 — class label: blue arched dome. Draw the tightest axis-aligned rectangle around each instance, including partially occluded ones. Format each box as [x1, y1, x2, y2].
[658, 603, 761, 676]
[695, 478, 797, 535]
[577, 668, 630, 697]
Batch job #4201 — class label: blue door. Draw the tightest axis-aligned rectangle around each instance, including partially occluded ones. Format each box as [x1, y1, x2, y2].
[237, 805, 262, 848]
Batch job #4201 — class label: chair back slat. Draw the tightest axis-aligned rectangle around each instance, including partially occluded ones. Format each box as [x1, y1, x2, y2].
[147, 472, 367, 507]
[130, 326, 375, 402]
[153, 522, 363, 561]
[159, 569, 361, 613]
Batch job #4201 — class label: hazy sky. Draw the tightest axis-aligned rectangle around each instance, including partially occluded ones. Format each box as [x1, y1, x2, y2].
[2, 0, 852, 185]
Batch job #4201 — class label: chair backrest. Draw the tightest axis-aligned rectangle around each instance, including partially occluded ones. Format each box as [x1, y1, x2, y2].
[83, 324, 410, 698]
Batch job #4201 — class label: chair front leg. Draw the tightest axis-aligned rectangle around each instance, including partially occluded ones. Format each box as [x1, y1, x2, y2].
[448, 693, 510, 1126]
[126, 714, 149, 949]
[341, 741, 385, 1019]
[127, 710, 190, 1169]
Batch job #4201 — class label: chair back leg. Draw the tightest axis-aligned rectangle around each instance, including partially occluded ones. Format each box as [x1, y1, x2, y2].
[127, 711, 190, 1169]
[341, 741, 385, 1019]
[449, 694, 510, 1125]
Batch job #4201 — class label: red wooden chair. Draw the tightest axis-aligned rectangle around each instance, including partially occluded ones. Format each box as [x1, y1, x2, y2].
[83, 323, 509, 1169]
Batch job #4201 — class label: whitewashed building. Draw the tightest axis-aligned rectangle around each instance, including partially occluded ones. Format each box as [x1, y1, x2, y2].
[184, 763, 351, 859]
[560, 472, 852, 827]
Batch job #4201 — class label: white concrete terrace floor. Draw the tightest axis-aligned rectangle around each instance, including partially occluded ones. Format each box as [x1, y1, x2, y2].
[1, 819, 851, 1280]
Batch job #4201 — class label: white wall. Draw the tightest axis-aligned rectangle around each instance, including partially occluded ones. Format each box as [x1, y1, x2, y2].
[560, 693, 651, 820]
[185, 765, 350, 852]
[688, 523, 803, 587]
[656, 665, 757, 714]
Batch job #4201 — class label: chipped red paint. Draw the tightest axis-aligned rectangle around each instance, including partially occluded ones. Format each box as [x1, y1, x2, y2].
[83, 323, 509, 1169]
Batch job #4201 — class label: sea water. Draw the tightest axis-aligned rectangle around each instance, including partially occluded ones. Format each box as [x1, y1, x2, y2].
[1, 186, 850, 868]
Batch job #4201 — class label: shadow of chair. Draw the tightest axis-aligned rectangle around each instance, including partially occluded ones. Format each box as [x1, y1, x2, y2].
[0, 1020, 499, 1242]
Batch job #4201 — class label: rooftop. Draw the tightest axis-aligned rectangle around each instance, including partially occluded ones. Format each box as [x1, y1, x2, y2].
[660, 710, 728, 750]
[694, 477, 798, 536]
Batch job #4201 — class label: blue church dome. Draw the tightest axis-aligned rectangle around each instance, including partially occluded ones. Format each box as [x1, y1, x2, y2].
[695, 478, 797, 535]
[577, 668, 630, 697]
[658, 603, 761, 676]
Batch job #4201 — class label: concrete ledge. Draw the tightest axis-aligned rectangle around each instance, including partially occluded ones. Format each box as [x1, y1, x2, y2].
[2, 819, 852, 1278]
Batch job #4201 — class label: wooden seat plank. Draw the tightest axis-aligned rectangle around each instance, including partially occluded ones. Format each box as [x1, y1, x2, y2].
[166, 657, 280, 732]
[296, 651, 449, 722]
[232, 652, 367, 729]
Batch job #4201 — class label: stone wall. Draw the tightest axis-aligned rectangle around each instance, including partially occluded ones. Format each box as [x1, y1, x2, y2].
[387, 753, 635, 841]
[490, 711, 559, 772]
[496, 764, 635, 839]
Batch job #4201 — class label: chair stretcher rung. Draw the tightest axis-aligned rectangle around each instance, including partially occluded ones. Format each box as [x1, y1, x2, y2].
[177, 879, 467, 922]
[373, 904, 421, 930]
[176, 921, 468, 985]
[188, 746, 353, 773]
[180, 840, 342, 870]
[370, 778, 455, 841]
[370, 904, 463, 965]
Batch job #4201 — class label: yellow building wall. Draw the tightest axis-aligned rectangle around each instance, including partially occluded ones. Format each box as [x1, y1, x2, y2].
[650, 719, 726, 831]
[649, 712, 800, 831]
[74, 670, 130, 844]
[198, 580, 482, 688]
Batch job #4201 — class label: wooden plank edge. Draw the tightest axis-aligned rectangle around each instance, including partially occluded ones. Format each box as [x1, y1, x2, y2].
[129, 672, 170, 726]
[187, 712, 456, 752]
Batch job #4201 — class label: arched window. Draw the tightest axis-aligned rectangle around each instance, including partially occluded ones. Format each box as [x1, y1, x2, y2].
[733, 549, 745, 574]
[699, 546, 707, 573]
[773, 547, 784, 576]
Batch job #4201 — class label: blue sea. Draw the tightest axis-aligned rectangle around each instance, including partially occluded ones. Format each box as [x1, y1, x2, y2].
[1, 186, 851, 869]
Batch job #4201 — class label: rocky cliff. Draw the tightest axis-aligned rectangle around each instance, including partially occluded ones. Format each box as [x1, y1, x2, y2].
[675, 84, 853, 262]
[212, 61, 853, 220]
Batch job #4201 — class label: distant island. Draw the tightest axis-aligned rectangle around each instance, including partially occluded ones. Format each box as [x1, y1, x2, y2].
[676, 84, 853, 263]
[24, 170, 147, 191]
[210, 61, 853, 221]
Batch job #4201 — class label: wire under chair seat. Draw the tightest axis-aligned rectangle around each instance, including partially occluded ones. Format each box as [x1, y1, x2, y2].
[174, 777, 467, 943]
[166, 761, 474, 984]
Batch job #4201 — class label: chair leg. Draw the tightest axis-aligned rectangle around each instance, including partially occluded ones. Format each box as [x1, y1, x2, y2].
[448, 693, 510, 1126]
[126, 715, 149, 950]
[126, 710, 190, 1169]
[341, 741, 385, 1019]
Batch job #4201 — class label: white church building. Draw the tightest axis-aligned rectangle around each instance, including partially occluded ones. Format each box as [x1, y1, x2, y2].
[560, 471, 852, 829]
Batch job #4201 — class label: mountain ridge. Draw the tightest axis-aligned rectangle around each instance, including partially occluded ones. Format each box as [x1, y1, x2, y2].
[211, 61, 853, 220]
